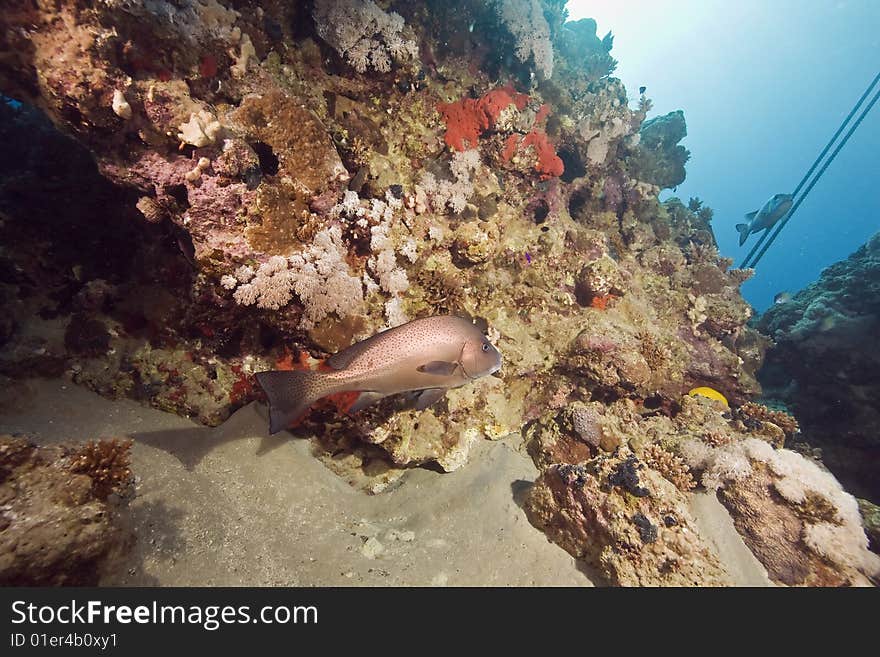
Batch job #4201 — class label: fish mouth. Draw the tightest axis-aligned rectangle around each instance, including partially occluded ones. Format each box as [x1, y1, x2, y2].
[460, 360, 501, 380]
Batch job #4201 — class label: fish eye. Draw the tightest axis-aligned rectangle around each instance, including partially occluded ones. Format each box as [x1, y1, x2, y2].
[481, 343, 490, 352]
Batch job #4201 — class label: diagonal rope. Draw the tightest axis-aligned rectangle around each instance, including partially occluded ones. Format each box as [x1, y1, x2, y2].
[739, 70, 880, 269]
[743, 82, 880, 270]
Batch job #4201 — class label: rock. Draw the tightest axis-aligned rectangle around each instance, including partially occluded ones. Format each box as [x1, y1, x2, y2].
[525, 402, 602, 469]
[556, 18, 616, 82]
[452, 221, 499, 265]
[0, 435, 133, 585]
[627, 110, 690, 189]
[565, 319, 653, 397]
[386, 529, 416, 543]
[718, 466, 875, 586]
[360, 537, 384, 559]
[680, 436, 880, 586]
[574, 256, 626, 306]
[525, 453, 732, 586]
[858, 499, 880, 552]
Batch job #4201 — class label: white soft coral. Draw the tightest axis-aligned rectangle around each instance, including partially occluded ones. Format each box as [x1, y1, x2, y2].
[227, 228, 364, 328]
[680, 437, 880, 581]
[496, 0, 554, 79]
[416, 149, 481, 215]
[312, 0, 417, 73]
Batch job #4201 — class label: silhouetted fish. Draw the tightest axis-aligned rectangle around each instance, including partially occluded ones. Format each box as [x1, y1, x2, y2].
[737, 193, 793, 246]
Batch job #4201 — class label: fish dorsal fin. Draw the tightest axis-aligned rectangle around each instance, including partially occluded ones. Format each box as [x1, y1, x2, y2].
[417, 361, 459, 376]
[744, 210, 758, 221]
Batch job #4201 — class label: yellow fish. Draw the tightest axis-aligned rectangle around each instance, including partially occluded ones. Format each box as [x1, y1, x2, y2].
[687, 386, 729, 407]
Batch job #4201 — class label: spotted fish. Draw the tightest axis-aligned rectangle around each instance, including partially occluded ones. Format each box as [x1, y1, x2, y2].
[256, 315, 502, 434]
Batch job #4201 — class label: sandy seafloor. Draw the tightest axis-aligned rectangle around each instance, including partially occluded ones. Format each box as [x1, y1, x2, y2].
[0, 379, 771, 586]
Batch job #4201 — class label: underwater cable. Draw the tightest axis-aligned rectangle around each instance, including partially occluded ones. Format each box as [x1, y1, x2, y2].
[744, 79, 880, 270]
[740, 70, 880, 269]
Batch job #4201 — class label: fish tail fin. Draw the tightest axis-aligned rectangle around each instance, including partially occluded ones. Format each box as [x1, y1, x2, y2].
[736, 223, 750, 246]
[255, 370, 337, 434]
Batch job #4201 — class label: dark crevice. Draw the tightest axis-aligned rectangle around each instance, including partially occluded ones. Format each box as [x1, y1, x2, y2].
[250, 140, 279, 176]
[164, 183, 189, 209]
[568, 187, 589, 219]
[533, 199, 549, 224]
[559, 146, 586, 182]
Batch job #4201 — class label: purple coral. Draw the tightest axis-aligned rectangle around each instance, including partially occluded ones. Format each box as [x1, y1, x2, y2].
[602, 175, 623, 213]
[570, 404, 603, 448]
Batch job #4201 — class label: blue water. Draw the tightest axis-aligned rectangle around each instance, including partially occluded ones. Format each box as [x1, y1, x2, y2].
[568, 0, 880, 311]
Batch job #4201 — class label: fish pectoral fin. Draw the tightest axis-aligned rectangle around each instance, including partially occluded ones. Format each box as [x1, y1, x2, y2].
[744, 211, 758, 220]
[413, 388, 447, 411]
[417, 361, 459, 376]
[347, 391, 388, 414]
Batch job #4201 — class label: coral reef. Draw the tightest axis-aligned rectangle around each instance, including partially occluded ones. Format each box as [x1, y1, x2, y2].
[312, 0, 417, 74]
[496, 0, 555, 80]
[524, 394, 878, 586]
[0, 0, 760, 470]
[758, 232, 880, 502]
[737, 401, 798, 446]
[641, 443, 696, 492]
[0, 435, 134, 585]
[0, 1, 874, 586]
[555, 18, 616, 82]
